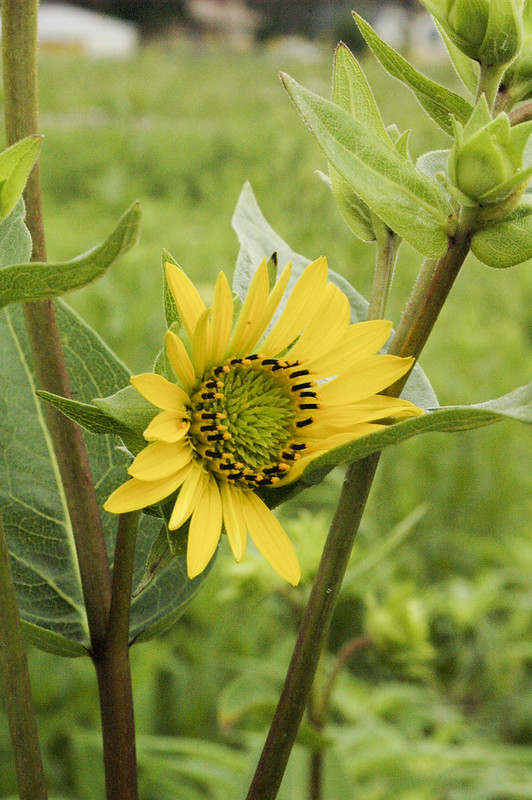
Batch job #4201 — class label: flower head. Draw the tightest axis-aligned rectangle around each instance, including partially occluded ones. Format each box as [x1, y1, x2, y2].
[104, 257, 422, 585]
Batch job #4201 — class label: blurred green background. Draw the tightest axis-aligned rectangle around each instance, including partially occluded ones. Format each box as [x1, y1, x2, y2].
[1, 33, 532, 800]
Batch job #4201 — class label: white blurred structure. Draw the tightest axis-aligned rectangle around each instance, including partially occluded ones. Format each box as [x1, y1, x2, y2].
[0, 3, 138, 58]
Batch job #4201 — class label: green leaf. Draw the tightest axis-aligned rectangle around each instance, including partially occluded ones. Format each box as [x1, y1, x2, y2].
[231, 182, 438, 413]
[471, 196, 532, 267]
[0, 135, 42, 220]
[281, 73, 453, 257]
[162, 248, 181, 329]
[0, 301, 211, 656]
[93, 384, 158, 444]
[0, 197, 32, 267]
[0, 201, 140, 308]
[354, 14, 473, 136]
[302, 381, 532, 485]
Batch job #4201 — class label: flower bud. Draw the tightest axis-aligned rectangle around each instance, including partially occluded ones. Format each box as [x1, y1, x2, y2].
[421, 0, 524, 68]
[502, 3, 532, 103]
[445, 95, 532, 219]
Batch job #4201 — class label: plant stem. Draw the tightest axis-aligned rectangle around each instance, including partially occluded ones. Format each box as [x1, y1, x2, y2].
[0, 514, 48, 800]
[477, 63, 505, 110]
[94, 512, 140, 800]
[368, 218, 398, 321]
[2, 0, 113, 651]
[245, 453, 380, 800]
[509, 101, 532, 125]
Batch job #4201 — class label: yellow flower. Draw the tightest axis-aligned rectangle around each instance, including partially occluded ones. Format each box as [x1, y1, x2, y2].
[104, 257, 422, 585]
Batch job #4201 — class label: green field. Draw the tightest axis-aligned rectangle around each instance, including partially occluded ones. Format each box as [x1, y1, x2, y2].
[1, 36, 532, 799]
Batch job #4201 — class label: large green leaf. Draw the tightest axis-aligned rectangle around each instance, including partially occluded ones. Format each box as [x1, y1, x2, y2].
[0, 300, 211, 656]
[354, 14, 473, 136]
[471, 195, 532, 267]
[302, 382, 532, 486]
[0, 197, 32, 267]
[0, 135, 42, 221]
[281, 73, 454, 257]
[435, 20, 479, 95]
[231, 182, 438, 411]
[0, 202, 140, 308]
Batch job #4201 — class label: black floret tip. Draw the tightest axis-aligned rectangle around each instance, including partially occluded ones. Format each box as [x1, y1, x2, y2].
[295, 417, 313, 428]
[290, 369, 310, 380]
[291, 382, 313, 393]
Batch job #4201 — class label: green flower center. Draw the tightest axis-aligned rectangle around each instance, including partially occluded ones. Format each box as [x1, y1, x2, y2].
[189, 356, 317, 487]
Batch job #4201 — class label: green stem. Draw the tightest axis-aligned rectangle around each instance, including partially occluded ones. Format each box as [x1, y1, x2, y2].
[477, 63, 505, 110]
[245, 454, 380, 800]
[0, 513, 48, 800]
[94, 512, 140, 800]
[368, 218, 398, 321]
[2, 0, 112, 655]
[509, 101, 532, 125]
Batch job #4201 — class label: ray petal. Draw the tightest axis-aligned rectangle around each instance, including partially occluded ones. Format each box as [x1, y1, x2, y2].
[240, 492, 300, 585]
[187, 475, 223, 578]
[259, 256, 329, 357]
[165, 330, 196, 392]
[229, 258, 270, 355]
[318, 356, 415, 405]
[165, 262, 206, 341]
[103, 468, 189, 513]
[143, 411, 190, 443]
[130, 373, 189, 411]
[305, 320, 393, 377]
[168, 462, 206, 530]
[210, 272, 234, 363]
[128, 440, 192, 480]
[192, 307, 212, 377]
[287, 281, 350, 363]
[220, 482, 247, 562]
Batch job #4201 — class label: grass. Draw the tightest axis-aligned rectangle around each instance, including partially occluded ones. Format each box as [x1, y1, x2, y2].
[1, 34, 532, 800]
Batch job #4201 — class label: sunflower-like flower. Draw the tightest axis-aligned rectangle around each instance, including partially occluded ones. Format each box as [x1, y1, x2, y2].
[104, 257, 422, 585]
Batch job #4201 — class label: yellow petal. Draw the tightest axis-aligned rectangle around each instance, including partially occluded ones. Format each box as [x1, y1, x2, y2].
[308, 398, 423, 435]
[240, 491, 300, 586]
[287, 281, 350, 363]
[236, 260, 292, 355]
[220, 482, 247, 562]
[187, 475, 223, 578]
[128, 440, 192, 480]
[192, 307, 212, 377]
[259, 256, 329, 357]
[104, 469, 189, 513]
[143, 411, 190, 443]
[229, 258, 270, 356]
[210, 272, 234, 363]
[130, 373, 189, 411]
[305, 320, 393, 377]
[168, 461, 206, 530]
[165, 330, 196, 393]
[318, 356, 415, 405]
[165, 262, 206, 342]
[304, 424, 383, 455]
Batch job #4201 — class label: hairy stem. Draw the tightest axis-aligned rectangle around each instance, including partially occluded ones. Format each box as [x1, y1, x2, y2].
[94, 512, 140, 800]
[0, 514, 48, 800]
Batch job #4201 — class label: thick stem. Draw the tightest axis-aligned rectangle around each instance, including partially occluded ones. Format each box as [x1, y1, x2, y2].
[0, 514, 48, 800]
[94, 512, 140, 800]
[477, 63, 505, 110]
[509, 101, 532, 126]
[245, 454, 380, 800]
[2, 0, 112, 653]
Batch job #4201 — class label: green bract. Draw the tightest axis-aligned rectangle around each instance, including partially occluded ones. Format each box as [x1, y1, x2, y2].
[420, 0, 524, 68]
[445, 96, 532, 219]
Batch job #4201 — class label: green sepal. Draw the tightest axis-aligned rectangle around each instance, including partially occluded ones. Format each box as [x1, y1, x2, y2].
[435, 20, 480, 95]
[36, 390, 132, 436]
[0, 198, 32, 267]
[132, 524, 176, 597]
[162, 248, 181, 329]
[0, 135, 42, 221]
[471, 194, 532, 266]
[354, 13, 473, 136]
[93, 384, 158, 447]
[0, 201, 140, 308]
[281, 73, 454, 257]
